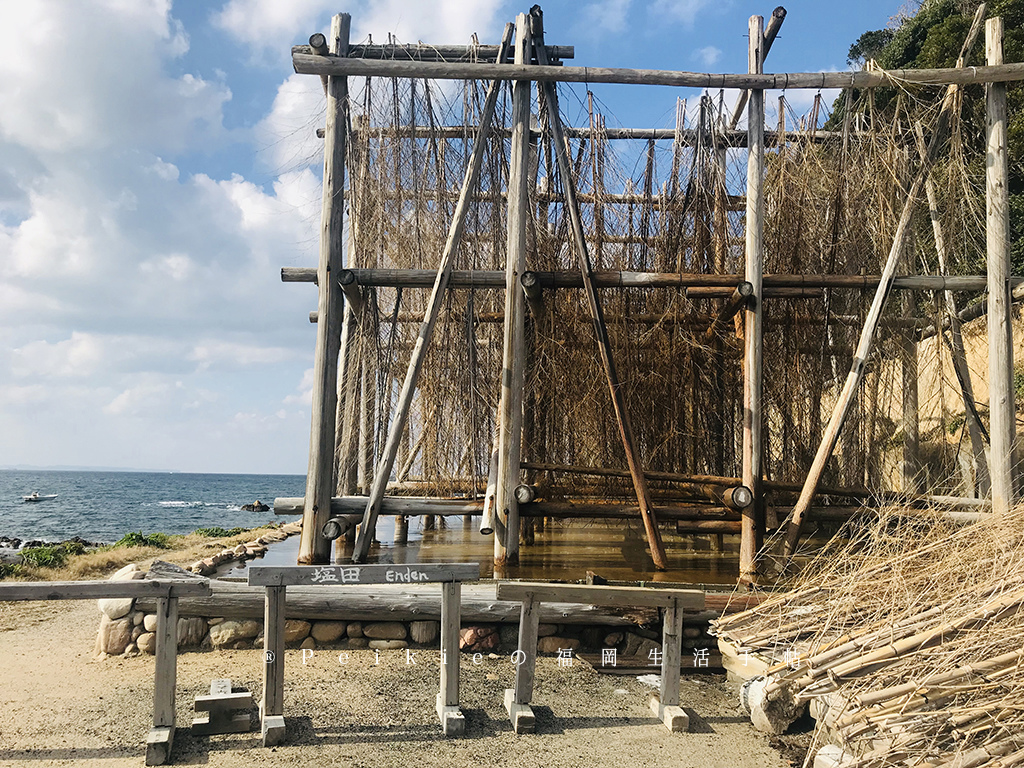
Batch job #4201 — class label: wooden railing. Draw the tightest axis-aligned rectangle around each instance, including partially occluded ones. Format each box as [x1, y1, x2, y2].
[495, 581, 705, 732]
[0, 579, 212, 765]
[247, 563, 480, 744]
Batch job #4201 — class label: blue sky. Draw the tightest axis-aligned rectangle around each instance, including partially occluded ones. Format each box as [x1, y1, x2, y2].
[0, 0, 910, 474]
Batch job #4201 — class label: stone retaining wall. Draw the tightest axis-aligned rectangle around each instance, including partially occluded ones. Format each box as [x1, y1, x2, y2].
[98, 609, 717, 660]
[94, 557, 717, 661]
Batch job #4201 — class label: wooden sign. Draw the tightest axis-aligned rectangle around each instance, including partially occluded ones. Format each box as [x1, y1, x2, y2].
[247, 563, 480, 587]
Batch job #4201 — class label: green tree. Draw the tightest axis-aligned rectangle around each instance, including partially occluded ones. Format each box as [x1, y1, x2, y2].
[831, 0, 1024, 275]
[848, 29, 896, 67]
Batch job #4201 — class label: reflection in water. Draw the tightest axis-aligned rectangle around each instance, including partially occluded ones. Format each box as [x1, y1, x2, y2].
[234, 515, 739, 585]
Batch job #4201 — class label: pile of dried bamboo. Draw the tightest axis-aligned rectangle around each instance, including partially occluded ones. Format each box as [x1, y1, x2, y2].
[713, 504, 1024, 767]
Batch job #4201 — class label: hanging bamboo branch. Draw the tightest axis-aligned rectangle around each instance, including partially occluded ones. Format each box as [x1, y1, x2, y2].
[351, 24, 515, 563]
[781, 44, 971, 563]
[532, 5, 668, 570]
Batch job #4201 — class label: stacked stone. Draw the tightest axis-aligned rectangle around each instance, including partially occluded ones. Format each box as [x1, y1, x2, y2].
[94, 563, 209, 657]
[101, 598, 698, 660]
[95, 554, 717, 661]
[186, 523, 301, 577]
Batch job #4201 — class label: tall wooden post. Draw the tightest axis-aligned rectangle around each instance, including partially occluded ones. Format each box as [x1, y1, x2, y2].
[987, 17, 1016, 515]
[299, 14, 350, 565]
[741, 14, 765, 585]
[495, 13, 532, 566]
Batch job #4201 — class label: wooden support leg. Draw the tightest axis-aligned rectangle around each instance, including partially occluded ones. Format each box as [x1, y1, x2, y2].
[505, 594, 539, 733]
[261, 586, 286, 746]
[146, 596, 178, 765]
[437, 581, 466, 736]
[650, 597, 688, 732]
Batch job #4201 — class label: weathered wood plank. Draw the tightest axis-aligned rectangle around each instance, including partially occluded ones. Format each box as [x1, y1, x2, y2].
[0, 579, 210, 601]
[300, 12, 351, 565]
[193, 691, 254, 713]
[494, 14, 533, 568]
[146, 596, 178, 765]
[138, 581, 660, 626]
[513, 594, 540, 705]
[293, 42, 573, 62]
[987, 17, 1016, 516]
[660, 597, 683, 708]
[290, 266, 1016, 291]
[248, 563, 480, 587]
[496, 581, 704, 610]
[261, 585, 286, 746]
[741, 13, 766, 584]
[293, 53, 1024, 89]
[145, 727, 173, 766]
[437, 581, 465, 736]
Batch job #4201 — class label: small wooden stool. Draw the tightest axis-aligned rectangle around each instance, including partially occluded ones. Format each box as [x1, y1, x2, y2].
[192, 679, 253, 735]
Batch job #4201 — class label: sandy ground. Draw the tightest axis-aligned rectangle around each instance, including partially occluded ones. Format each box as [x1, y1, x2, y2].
[0, 600, 792, 768]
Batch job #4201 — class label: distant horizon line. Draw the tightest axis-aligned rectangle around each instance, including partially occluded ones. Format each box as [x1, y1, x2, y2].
[0, 464, 306, 476]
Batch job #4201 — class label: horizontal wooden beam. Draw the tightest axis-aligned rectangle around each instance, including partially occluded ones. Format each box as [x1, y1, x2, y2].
[339, 187, 746, 209]
[674, 520, 742, 533]
[294, 54, 1024, 89]
[293, 42, 574, 62]
[275, 495, 763, 520]
[341, 125, 846, 145]
[0, 579, 211, 602]
[284, 267, 1019, 293]
[137, 580, 661, 625]
[495, 580, 704, 609]
[520, 461, 873, 500]
[919, 281, 1024, 340]
[274, 495, 481, 516]
[248, 563, 480, 587]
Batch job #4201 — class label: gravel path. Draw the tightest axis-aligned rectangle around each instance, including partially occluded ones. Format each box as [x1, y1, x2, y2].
[0, 600, 789, 768]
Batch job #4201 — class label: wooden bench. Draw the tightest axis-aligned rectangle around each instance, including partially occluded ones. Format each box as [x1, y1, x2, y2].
[248, 563, 479, 744]
[495, 581, 705, 733]
[0, 578, 212, 765]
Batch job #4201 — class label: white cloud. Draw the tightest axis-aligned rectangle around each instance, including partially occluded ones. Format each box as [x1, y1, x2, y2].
[190, 340, 298, 369]
[140, 253, 195, 282]
[0, 1, 228, 154]
[283, 368, 315, 407]
[255, 73, 325, 173]
[694, 45, 721, 67]
[213, 0, 337, 57]
[651, 0, 713, 26]
[104, 376, 174, 416]
[575, 0, 633, 37]
[11, 333, 106, 378]
[149, 158, 180, 182]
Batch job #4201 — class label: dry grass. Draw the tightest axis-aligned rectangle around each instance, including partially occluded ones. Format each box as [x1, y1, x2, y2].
[6, 525, 284, 582]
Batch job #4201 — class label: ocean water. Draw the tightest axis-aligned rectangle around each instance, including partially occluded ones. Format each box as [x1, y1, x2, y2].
[0, 470, 739, 584]
[0, 470, 305, 544]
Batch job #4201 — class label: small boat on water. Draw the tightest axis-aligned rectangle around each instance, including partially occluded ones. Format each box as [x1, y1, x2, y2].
[23, 492, 58, 502]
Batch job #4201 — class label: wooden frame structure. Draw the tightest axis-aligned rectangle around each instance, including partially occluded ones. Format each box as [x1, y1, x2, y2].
[247, 563, 479, 742]
[286, 6, 1019, 583]
[0, 578, 212, 765]
[496, 581, 704, 732]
